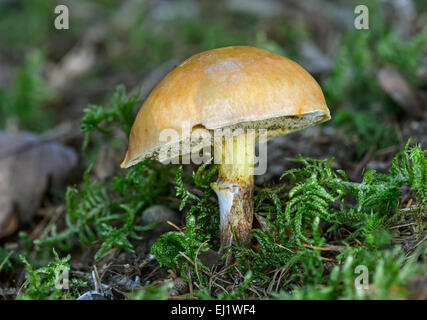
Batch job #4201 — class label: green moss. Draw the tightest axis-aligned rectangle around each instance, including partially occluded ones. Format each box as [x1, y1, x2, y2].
[17, 249, 86, 300]
[151, 141, 426, 299]
[0, 52, 52, 131]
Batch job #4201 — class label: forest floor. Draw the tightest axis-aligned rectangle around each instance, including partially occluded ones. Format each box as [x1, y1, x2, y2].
[0, 0, 426, 300]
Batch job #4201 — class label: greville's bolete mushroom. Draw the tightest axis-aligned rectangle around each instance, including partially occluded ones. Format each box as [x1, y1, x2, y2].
[121, 46, 330, 249]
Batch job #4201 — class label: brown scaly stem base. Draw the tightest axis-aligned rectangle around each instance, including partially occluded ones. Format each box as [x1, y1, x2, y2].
[211, 180, 254, 248]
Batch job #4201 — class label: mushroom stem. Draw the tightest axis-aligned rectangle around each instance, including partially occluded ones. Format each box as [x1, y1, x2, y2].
[211, 131, 255, 248]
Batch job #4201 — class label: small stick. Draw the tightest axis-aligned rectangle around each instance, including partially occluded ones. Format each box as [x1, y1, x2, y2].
[166, 220, 183, 232]
[178, 251, 211, 277]
[302, 243, 345, 252]
[390, 223, 416, 229]
[320, 257, 338, 263]
[275, 243, 295, 254]
[0, 250, 14, 272]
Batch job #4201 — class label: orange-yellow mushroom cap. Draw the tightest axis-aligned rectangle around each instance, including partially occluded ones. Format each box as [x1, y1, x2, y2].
[121, 46, 330, 168]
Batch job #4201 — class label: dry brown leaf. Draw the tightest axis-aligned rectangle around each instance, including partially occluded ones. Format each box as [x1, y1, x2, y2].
[0, 132, 77, 237]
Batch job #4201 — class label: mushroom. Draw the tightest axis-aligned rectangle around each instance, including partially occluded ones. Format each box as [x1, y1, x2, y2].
[121, 46, 330, 249]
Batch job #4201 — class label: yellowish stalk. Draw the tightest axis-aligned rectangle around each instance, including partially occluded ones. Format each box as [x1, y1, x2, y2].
[211, 130, 255, 248]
